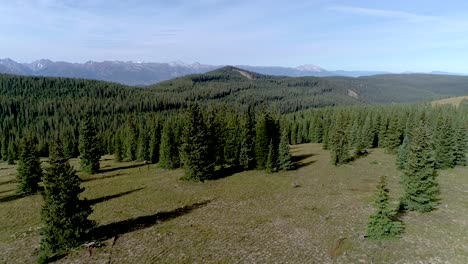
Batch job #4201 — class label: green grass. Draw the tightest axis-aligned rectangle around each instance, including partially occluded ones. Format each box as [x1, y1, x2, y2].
[0, 144, 467, 263]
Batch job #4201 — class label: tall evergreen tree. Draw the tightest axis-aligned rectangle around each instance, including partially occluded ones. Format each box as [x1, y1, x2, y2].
[224, 114, 240, 166]
[239, 107, 256, 170]
[7, 140, 17, 165]
[149, 121, 162, 164]
[78, 115, 100, 174]
[367, 176, 403, 239]
[39, 140, 94, 263]
[378, 116, 389, 148]
[290, 123, 298, 145]
[62, 131, 78, 159]
[434, 116, 456, 169]
[386, 116, 403, 153]
[180, 104, 215, 181]
[255, 112, 272, 169]
[331, 113, 350, 165]
[396, 135, 410, 170]
[159, 119, 179, 169]
[453, 119, 467, 166]
[114, 133, 123, 162]
[278, 127, 294, 171]
[400, 113, 439, 212]
[16, 137, 42, 195]
[361, 114, 373, 149]
[265, 139, 279, 172]
[126, 117, 138, 161]
[137, 127, 150, 161]
[0, 137, 5, 161]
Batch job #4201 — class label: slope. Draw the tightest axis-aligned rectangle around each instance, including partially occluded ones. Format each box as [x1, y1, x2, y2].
[150, 66, 360, 112]
[325, 74, 468, 103]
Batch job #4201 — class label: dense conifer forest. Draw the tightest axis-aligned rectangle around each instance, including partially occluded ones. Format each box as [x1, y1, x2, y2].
[0, 68, 467, 262]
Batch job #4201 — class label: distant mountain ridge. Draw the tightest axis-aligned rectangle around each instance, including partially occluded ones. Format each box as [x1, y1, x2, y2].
[0, 58, 465, 86]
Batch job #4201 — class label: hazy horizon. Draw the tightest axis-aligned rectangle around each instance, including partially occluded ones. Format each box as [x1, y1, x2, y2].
[1, 1, 468, 73]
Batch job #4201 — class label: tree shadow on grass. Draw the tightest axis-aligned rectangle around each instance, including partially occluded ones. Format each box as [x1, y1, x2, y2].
[99, 163, 148, 173]
[92, 200, 212, 241]
[0, 179, 16, 186]
[0, 189, 14, 195]
[348, 150, 370, 163]
[294, 160, 316, 169]
[88, 188, 145, 205]
[211, 166, 244, 180]
[291, 153, 315, 163]
[0, 193, 24, 203]
[81, 173, 125, 182]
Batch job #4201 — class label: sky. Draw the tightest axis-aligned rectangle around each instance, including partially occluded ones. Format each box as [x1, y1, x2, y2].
[1, 0, 468, 72]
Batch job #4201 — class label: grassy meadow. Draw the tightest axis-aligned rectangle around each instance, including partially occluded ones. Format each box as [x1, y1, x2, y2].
[431, 95, 468, 107]
[0, 143, 467, 263]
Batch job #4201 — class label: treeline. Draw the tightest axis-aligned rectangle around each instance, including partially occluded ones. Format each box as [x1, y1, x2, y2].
[112, 104, 293, 180]
[286, 102, 467, 239]
[16, 103, 294, 261]
[0, 69, 357, 160]
[285, 103, 467, 167]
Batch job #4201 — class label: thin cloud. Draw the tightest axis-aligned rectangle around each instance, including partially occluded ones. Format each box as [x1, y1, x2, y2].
[327, 5, 468, 32]
[327, 5, 436, 22]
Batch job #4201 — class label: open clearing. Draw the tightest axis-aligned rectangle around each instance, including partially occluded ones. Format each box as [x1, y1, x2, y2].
[431, 95, 468, 107]
[0, 143, 467, 263]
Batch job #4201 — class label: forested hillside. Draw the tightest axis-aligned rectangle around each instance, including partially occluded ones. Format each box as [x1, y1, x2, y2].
[1, 67, 467, 161]
[0, 68, 467, 263]
[0, 68, 357, 160]
[325, 74, 468, 103]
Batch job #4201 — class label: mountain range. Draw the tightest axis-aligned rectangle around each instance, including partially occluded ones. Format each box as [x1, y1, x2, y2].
[1, 58, 465, 86]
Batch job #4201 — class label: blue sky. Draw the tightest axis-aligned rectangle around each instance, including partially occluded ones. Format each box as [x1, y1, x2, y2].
[1, 0, 468, 72]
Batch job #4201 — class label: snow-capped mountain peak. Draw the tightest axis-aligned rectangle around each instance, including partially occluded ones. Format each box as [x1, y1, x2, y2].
[296, 64, 326, 72]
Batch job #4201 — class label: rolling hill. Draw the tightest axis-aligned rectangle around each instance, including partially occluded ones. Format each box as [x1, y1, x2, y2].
[150, 66, 468, 106]
[0, 66, 467, 117]
[324, 74, 468, 104]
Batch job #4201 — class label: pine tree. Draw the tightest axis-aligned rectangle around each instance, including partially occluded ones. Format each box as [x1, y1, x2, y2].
[180, 104, 215, 181]
[361, 114, 373, 149]
[62, 131, 78, 159]
[386, 116, 403, 153]
[278, 127, 294, 171]
[396, 135, 410, 170]
[239, 107, 256, 170]
[39, 139, 94, 262]
[1, 137, 8, 161]
[400, 113, 439, 212]
[378, 116, 389, 148]
[126, 117, 138, 161]
[149, 121, 161, 164]
[434, 116, 456, 169]
[354, 125, 368, 156]
[205, 109, 224, 167]
[16, 137, 42, 195]
[114, 133, 123, 162]
[159, 119, 179, 169]
[265, 139, 278, 172]
[453, 119, 467, 166]
[137, 127, 150, 161]
[78, 115, 100, 174]
[366, 176, 403, 239]
[314, 116, 324, 143]
[255, 112, 272, 169]
[7, 140, 17, 165]
[224, 114, 240, 166]
[290, 123, 297, 145]
[331, 113, 350, 165]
